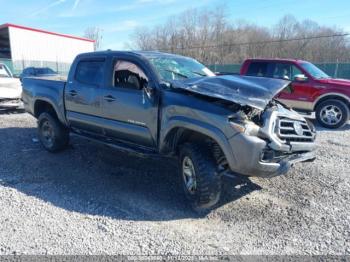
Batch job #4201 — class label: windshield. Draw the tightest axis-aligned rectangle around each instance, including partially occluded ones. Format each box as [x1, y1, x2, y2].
[147, 56, 215, 82]
[300, 62, 330, 79]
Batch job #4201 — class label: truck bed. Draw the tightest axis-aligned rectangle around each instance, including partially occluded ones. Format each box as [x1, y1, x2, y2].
[22, 76, 68, 124]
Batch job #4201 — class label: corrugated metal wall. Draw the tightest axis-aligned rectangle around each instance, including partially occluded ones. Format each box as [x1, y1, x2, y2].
[8, 26, 94, 74]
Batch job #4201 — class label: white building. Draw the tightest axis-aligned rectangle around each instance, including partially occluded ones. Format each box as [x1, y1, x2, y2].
[0, 23, 95, 74]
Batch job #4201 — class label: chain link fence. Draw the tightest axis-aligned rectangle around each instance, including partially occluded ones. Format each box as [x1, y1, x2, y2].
[0, 59, 71, 76]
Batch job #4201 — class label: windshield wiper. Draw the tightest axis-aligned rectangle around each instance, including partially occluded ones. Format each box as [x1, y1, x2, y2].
[162, 69, 188, 79]
[191, 71, 206, 77]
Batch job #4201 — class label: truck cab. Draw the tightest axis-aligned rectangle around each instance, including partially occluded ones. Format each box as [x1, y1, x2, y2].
[240, 58, 350, 129]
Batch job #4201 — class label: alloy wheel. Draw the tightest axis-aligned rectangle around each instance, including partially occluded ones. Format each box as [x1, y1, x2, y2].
[320, 105, 342, 126]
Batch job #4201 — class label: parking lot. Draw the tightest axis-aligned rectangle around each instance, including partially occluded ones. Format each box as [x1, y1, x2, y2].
[0, 111, 349, 255]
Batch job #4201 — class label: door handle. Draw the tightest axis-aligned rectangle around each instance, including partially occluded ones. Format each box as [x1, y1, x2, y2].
[68, 90, 78, 97]
[104, 95, 116, 102]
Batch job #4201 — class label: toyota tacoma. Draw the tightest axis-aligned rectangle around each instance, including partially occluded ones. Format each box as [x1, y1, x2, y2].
[22, 51, 316, 211]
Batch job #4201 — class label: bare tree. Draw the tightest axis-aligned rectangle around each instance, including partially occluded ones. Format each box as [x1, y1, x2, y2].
[130, 9, 350, 64]
[84, 27, 103, 51]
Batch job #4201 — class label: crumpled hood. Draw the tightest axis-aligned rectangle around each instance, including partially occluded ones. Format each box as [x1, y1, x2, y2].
[170, 75, 290, 110]
[0, 78, 22, 99]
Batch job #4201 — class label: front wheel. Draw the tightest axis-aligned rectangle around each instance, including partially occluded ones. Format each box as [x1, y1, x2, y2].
[316, 99, 349, 129]
[38, 112, 69, 152]
[179, 143, 222, 212]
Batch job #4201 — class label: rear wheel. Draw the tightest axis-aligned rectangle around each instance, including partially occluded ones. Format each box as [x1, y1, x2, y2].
[316, 99, 349, 129]
[38, 112, 69, 152]
[179, 143, 222, 212]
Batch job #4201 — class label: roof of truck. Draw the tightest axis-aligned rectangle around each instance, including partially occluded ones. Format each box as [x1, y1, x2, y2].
[77, 50, 191, 59]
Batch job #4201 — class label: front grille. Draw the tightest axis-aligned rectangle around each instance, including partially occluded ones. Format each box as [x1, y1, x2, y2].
[276, 118, 314, 143]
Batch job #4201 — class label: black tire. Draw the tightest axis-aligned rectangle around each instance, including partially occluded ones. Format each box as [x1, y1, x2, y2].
[178, 143, 222, 212]
[316, 99, 349, 129]
[38, 112, 69, 152]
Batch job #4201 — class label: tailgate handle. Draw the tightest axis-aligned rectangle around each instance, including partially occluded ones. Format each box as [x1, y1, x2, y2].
[68, 90, 78, 97]
[104, 95, 116, 102]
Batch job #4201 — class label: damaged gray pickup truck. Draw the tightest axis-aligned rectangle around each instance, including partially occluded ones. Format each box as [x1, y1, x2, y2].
[22, 51, 316, 211]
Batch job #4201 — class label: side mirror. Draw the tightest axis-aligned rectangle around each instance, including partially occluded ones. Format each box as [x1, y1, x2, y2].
[293, 74, 308, 82]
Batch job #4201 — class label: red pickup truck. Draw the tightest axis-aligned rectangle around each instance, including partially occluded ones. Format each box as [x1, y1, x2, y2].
[240, 59, 350, 129]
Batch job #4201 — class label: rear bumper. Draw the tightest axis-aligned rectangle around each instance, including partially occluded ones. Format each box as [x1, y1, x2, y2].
[227, 133, 316, 178]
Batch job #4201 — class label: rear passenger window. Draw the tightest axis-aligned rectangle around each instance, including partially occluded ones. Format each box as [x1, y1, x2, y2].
[246, 62, 268, 77]
[75, 60, 104, 86]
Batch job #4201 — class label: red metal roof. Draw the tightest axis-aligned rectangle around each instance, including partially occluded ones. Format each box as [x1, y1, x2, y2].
[0, 23, 95, 43]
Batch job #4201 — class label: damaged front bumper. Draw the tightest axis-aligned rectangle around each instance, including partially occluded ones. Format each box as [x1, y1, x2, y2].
[227, 132, 316, 178]
[256, 151, 316, 178]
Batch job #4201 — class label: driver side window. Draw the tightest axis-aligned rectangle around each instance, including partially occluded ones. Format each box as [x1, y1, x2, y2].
[291, 66, 303, 80]
[113, 60, 148, 90]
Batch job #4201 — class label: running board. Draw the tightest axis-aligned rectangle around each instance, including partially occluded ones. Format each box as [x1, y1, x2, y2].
[71, 131, 162, 159]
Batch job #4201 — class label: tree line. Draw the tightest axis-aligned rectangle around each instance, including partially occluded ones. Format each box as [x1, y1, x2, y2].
[130, 7, 350, 65]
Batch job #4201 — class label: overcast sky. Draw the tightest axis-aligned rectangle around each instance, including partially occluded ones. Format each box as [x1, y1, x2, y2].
[0, 0, 349, 49]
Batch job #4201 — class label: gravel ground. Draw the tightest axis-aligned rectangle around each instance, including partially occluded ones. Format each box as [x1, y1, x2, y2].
[0, 111, 349, 255]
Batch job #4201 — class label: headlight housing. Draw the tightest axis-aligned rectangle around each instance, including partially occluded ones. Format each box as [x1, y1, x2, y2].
[229, 120, 260, 136]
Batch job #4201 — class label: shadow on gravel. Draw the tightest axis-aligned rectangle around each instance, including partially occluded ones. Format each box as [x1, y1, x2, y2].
[0, 126, 261, 221]
[0, 108, 26, 115]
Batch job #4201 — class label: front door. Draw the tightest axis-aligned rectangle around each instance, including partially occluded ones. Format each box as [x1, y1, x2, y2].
[269, 62, 313, 111]
[99, 58, 158, 147]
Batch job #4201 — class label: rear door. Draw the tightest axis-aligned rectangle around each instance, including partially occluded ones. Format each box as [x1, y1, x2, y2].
[98, 56, 158, 148]
[65, 57, 106, 134]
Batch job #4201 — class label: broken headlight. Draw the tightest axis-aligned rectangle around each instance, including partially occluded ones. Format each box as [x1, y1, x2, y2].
[229, 120, 260, 136]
